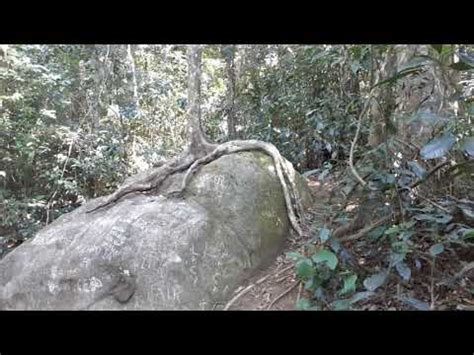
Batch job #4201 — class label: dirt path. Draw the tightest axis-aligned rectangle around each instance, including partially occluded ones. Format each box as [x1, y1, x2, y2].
[221, 178, 336, 310]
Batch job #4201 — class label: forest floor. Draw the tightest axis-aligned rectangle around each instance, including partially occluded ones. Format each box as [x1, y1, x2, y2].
[223, 176, 474, 311]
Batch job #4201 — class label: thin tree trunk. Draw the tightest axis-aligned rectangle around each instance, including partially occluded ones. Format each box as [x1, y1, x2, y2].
[368, 46, 397, 148]
[186, 45, 214, 154]
[0, 45, 7, 110]
[127, 44, 140, 118]
[88, 45, 102, 133]
[223, 45, 237, 139]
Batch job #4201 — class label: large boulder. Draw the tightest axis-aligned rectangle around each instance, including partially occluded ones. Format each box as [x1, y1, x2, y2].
[0, 151, 311, 310]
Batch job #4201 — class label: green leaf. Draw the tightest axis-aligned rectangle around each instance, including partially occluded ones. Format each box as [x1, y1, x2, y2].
[296, 298, 312, 310]
[462, 229, 474, 240]
[368, 226, 387, 241]
[429, 243, 444, 257]
[339, 274, 357, 296]
[420, 134, 456, 160]
[329, 238, 341, 253]
[400, 297, 430, 310]
[330, 299, 351, 310]
[304, 277, 316, 291]
[413, 213, 453, 224]
[349, 291, 375, 304]
[395, 262, 411, 281]
[312, 249, 338, 270]
[286, 251, 304, 262]
[407, 161, 427, 179]
[296, 258, 315, 280]
[389, 252, 406, 267]
[313, 286, 326, 302]
[363, 271, 388, 291]
[384, 225, 400, 236]
[319, 227, 331, 243]
[461, 137, 474, 158]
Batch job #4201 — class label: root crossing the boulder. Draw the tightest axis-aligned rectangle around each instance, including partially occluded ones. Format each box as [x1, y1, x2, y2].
[86, 139, 306, 237]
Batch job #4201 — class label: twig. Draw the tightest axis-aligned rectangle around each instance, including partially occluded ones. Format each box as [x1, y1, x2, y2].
[410, 160, 451, 189]
[444, 160, 474, 175]
[413, 193, 450, 213]
[395, 184, 405, 221]
[438, 262, 474, 286]
[267, 281, 300, 310]
[394, 137, 420, 151]
[223, 284, 255, 310]
[274, 264, 294, 278]
[276, 275, 290, 283]
[223, 273, 272, 311]
[430, 257, 436, 310]
[338, 215, 393, 242]
[255, 273, 273, 285]
[297, 281, 303, 303]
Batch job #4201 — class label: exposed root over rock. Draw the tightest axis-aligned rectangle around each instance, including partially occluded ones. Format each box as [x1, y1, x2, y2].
[86, 139, 306, 237]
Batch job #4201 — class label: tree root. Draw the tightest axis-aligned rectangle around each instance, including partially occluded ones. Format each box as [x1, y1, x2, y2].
[267, 280, 300, 310]
[86, 139, 306, 237]
[166, 140, 305, 236]
[86, 153, 196, 213]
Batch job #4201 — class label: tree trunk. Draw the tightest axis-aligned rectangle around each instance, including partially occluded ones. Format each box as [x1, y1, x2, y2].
[88, 45, 102, 133]
[186, 45, 215, 155]
[127, 44, 140, 118]
[0, 45, 7, 111]
[223, 45, 237, 139]
[368, 46, 397, 148]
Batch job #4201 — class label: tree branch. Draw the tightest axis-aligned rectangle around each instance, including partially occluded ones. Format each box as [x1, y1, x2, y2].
[349, 93, 374, 187]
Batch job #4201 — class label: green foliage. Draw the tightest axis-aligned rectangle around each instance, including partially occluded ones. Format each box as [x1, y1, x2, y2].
[363, 271, 388, 292]
[287, 233, 364, 310]
[339, 273, 358, 296]
[1, 44, 473, 310]
[395, 262, 411, 281]
[420, 134, 456, 160]
[429, 243, 445, 257]
[233, 45, 362, 170]
[400, 297, 430, 310]
[0, 44, 228, 253]
[312, 250, 338, 270]
[285, 45, 474, 310]
[318, 227, 331, 243]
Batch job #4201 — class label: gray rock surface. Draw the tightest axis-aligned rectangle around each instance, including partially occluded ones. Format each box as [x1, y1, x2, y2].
[0, 151, 311, 310]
